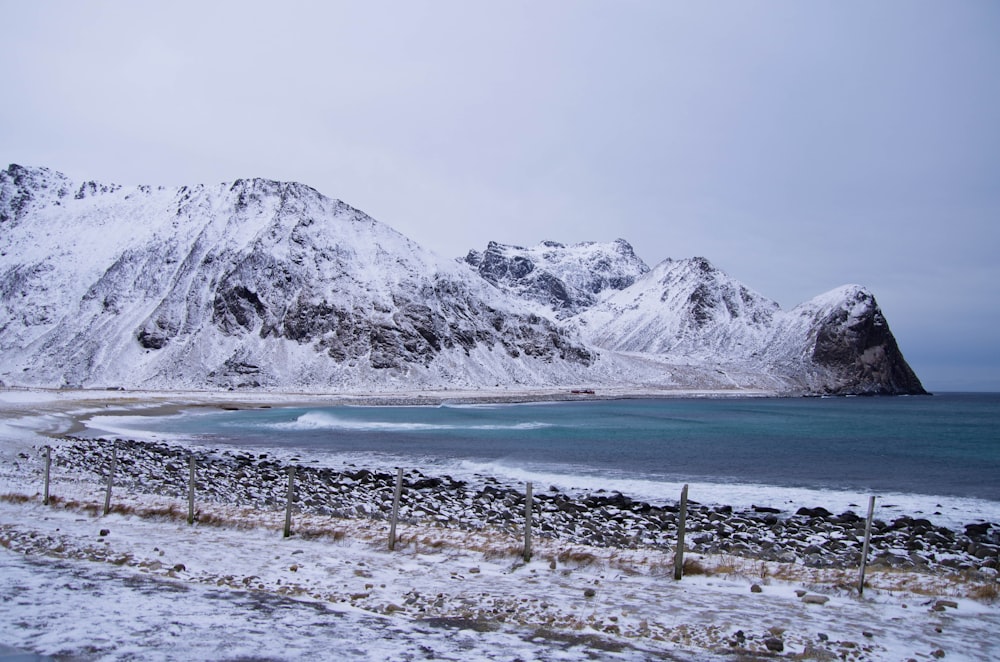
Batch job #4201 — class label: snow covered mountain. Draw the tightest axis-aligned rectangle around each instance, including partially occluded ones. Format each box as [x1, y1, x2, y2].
[571, 258, 925, 395]
[0, 165, 925, 395]
[463, 239, 649, 317]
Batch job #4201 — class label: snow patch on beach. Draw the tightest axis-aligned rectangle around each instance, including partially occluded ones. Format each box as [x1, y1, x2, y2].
[1, 488, 997, 662]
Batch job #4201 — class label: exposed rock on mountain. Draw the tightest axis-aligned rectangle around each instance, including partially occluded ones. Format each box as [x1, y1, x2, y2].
[0, 164, 926, 395]
[569, 258, 925, 395]
[793, 286, 927, 395]
[464, 239, 649, 317]
[0, 165, 594, 390]
[572, 257, 779, 358]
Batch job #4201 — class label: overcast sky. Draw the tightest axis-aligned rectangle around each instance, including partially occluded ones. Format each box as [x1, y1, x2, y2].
[3, 1, 998, 391]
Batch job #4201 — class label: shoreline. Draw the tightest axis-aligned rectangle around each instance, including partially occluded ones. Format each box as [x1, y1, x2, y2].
[2, 403, 998, 659]
[3, 387, 996, 528]
[26, 435, 1000, 576]
[0, 384, 782, 444]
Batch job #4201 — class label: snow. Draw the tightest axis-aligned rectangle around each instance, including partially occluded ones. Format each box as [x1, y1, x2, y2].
[2, 164, 918, 396]
[1, 392, 998, 661]
[2, 484, 998, 661]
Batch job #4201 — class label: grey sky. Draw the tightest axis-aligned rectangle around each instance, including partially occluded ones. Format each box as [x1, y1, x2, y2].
[3, 1, 998, 390]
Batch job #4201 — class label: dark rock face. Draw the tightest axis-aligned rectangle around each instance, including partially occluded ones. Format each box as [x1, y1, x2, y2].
[465, 239, 649, 317]
[811, 289, 927, 395]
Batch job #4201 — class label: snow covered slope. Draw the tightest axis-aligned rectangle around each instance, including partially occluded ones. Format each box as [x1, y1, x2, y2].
[0, 165, 925, 395]
[570, 258, 924, 394]
[463, 239, 649, 317]
[0, 165, 597, 390]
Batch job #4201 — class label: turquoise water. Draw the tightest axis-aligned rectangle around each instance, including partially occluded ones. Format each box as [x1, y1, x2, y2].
[109, 393, 1000, 509]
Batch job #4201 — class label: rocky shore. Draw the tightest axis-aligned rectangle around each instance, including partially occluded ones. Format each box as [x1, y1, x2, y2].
[46, 436, 1000, 576]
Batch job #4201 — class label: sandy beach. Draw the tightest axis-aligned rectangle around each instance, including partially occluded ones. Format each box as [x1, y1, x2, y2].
[1, 388, 998, 660]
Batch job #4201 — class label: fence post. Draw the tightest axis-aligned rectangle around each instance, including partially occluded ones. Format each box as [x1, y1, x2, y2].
[523, 482, 533, 563]
[283, 466, 296, 538]
[43, 446, 51, 506]
[858, 495, 876, 595]
[103, 443, 117, 516]
[673, 484, 689, 580]
[187, 455, 196, 525]
[388, 468, 403, 551]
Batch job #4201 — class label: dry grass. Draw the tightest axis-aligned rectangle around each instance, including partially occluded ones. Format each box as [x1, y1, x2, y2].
[968, 581, 999, 602]
[681, 557, 708, 576]
[296, 526, 347, 543]
[481, 544, 523, 561]
[557, 549, 599, 567]
[7, 487, 1000, 606]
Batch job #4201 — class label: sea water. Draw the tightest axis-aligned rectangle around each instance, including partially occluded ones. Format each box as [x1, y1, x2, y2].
[88, 393, 1000, 529]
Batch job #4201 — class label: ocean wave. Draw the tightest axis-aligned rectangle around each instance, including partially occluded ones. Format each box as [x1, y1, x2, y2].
[264, 411, 551, 432]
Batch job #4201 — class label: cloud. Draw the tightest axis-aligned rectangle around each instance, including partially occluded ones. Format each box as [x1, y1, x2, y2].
[2, 0, 998, 389]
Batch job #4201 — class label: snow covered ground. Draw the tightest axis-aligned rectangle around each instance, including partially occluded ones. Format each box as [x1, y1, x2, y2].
[1, 389, 998, 661]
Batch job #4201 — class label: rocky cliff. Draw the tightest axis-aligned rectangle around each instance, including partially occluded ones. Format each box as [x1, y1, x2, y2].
[0, 165, 926, 395]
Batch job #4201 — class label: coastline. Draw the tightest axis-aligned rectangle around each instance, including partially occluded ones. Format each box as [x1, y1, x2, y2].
[0, 384, 781, 440]
[1, 388, 998, 660]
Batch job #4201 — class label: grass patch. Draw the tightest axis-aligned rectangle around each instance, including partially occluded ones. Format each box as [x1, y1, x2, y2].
[968, 581, 999, 602]
[557, 549, 598, 567]
[297, 526, 347, 543]
[682, 557, 708, 576]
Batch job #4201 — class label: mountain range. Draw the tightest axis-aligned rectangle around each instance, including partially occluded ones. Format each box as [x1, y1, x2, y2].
[0, 164, 926, 395]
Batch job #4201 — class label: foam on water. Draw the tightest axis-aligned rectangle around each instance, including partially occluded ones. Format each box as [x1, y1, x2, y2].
[79, 395, 1000, 532]
[260, 410, 552, 432]
[453, 458, 997, 531]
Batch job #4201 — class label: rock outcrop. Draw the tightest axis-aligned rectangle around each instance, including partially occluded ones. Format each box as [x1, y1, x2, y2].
[0, 164, 925, 395]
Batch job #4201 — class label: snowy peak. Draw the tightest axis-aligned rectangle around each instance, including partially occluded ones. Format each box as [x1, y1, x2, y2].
[790, 285, 925, 395]
[0, 165, 596, 390]
[646, 257, 779, 329]
[573, 256, 780, 356]
[463, 238, 649, 317]
[1, 165, 926, 395]
[0, 164, 74, 225]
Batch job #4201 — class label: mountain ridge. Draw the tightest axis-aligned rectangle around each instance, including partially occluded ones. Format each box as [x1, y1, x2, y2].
[0, 164, 926, 395]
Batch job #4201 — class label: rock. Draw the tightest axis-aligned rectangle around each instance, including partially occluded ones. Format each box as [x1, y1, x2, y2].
[796, 506, 833, 518]
[965, 523, 990, 539]
[764, 637, 784, 652]
[583, 588, 596, 598]
[802, 594, 830, 605]
[750, 584, 762, 593]
[98, 529, 110, 537]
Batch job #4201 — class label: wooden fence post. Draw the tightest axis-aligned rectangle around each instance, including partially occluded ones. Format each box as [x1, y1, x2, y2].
[673, 484, 689, 580]
[43, 446, 51, 506]
[283, 466, 296, 538]
[187, 455, 196, 525]
[858, 495, 876, 595]
[388, 468, 403, 551]
[523, 482, 533, 563]
[103, 444, 117, 516]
